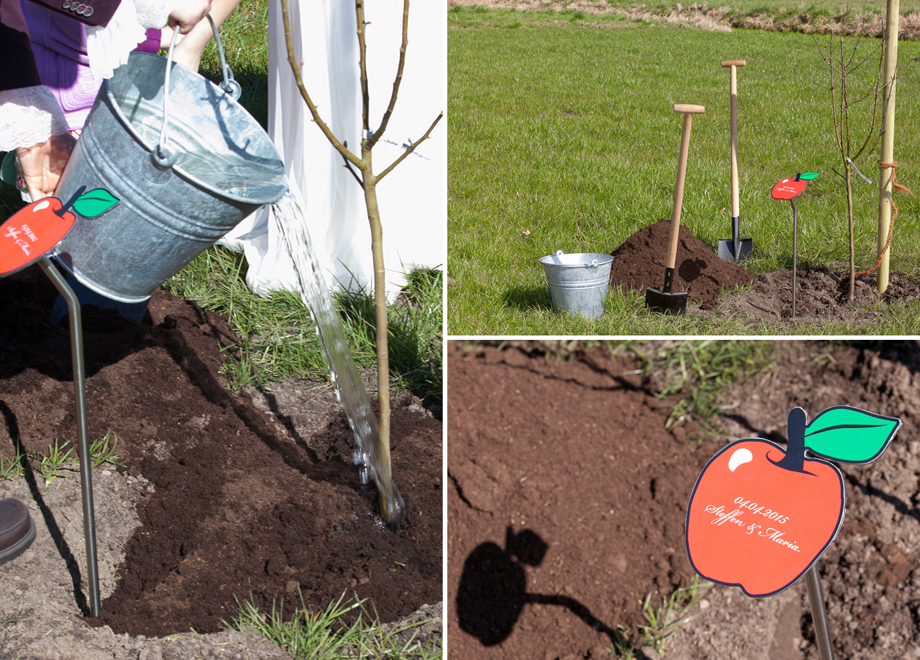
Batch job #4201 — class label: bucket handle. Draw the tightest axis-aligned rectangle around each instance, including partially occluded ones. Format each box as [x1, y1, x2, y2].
[151, 14, 243, 170]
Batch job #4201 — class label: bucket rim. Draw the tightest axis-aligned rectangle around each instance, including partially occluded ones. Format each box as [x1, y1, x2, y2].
[539, 252, 615, 267]
[103, 52, 287, 206]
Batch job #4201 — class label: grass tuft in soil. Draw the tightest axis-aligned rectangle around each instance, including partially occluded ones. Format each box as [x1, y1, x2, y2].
[230, 592, 442, 660]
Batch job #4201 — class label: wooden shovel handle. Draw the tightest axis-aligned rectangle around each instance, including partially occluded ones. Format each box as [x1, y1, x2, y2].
[668, 105, 704, 269]
[726, 62, 743, 217]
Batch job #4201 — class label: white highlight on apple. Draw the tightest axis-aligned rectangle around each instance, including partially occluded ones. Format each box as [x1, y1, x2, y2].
[728, 448, 753, 472]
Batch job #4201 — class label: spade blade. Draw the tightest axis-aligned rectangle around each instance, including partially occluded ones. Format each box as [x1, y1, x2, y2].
[717, 237, 753, 263]
[645, 287, 688, 315]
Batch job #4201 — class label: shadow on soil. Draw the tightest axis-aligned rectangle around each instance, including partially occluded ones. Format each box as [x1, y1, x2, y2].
[457, 527, 630, 651]
[0, 400, 91, 616]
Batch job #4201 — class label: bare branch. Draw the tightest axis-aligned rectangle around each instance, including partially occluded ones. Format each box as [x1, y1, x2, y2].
[356, 0, 370, 133]
[853, 34, 886, 161]
[280, 0, 364, 169]
[341, 141, 365, 188]
[376, 112, 443, 182]
[366, 0, 410, 149]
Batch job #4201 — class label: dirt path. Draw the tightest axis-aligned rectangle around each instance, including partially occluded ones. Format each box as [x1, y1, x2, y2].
[447, 1, 920, 39]
[0, 265, 442, 657]
[448, 341, 920, 659]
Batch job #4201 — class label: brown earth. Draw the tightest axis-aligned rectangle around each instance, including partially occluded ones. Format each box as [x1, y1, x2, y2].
[706, 268, 920, 327]
[447, 341, 920, 659]
[608, 218, 753, 310]
[0, 263, 442, 646]
[607, 219, 920, 329]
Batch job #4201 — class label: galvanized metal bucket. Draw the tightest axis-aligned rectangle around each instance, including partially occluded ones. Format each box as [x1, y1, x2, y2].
[539, 250, 613, 320]
[53, 24, 287, 302]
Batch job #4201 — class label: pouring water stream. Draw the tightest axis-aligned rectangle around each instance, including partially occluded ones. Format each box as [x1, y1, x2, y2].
[270, 189, 406, 530]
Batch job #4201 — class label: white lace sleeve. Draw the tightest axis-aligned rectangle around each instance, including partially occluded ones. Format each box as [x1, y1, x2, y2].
[0, 86, 70, 152]
[85, 0, 172, 80]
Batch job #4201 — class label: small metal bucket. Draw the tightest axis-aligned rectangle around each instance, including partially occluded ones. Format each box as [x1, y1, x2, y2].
[53, 22, 287, 302]
[539, 250, 613, 320]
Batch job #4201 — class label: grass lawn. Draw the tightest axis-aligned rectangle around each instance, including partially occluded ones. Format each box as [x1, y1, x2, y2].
[448, 8, 920, 335]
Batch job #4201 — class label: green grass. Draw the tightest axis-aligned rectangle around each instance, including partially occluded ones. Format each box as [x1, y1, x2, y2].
[228, 592, 441, 660]
[0, 431, 125, 484]
[198, 0, 270, 129]
[634, 577, 711, 655]
[448, 14, 920, 334]
[626, 340, 776, 433]
[163, 246, 443, 403]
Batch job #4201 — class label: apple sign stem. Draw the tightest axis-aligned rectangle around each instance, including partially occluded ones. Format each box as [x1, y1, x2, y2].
[36, 256, 101, 618]
[57, 185, 86, 218]
[773, 407, 806, 472]
[775, 408, 836, 660]
[805, 566, 836, 660]
[790, 198, 798, 320]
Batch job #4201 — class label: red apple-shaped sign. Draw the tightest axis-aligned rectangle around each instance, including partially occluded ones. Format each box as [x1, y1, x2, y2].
[0, 187, 118, 277]
[0, 197, 76, 276]
[771, 172, 819, 200]
[686, 406, 900, 597]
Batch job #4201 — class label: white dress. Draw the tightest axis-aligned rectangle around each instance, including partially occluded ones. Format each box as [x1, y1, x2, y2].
[221, 0, 445, 301]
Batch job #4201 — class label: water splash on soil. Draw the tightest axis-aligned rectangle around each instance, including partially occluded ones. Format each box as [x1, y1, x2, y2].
[270, 190, 405, 528]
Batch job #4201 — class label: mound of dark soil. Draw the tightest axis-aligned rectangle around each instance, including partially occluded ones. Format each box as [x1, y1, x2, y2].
[0, 264, 441, 638]
[608, 219, 753, 309]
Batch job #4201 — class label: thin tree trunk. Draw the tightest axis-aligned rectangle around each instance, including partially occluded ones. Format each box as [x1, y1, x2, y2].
[361, 145, 395, 521]
[846, 166, 855, 300]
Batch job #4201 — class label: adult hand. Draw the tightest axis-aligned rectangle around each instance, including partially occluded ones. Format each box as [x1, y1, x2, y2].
[16, 133, 77, 201]
[168, 0, 213, 35]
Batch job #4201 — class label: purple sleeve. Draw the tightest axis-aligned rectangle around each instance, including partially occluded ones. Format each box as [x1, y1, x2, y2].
[136, 28, 161, 54]
[22, 0, 120, 28]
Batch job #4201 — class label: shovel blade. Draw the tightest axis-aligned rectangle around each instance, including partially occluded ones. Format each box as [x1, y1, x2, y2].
[645, 287, 688, 315]
[717, 238, 753, 263]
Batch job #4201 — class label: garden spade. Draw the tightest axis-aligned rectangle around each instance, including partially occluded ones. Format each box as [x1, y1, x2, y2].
[646, 103, 705, 315]
[717, 60, 753, 263]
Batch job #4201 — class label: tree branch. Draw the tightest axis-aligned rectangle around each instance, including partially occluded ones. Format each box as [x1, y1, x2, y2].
[341, 141, 365, 188]
[366, 0, 410, 149]
[280, 0, 364, 169]
[356, 0, 370, 133]
[376, 112, 443, 182]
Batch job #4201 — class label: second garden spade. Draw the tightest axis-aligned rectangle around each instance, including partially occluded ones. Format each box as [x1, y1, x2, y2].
[646, 103, 705, 315]
[717, 60, 753, 263]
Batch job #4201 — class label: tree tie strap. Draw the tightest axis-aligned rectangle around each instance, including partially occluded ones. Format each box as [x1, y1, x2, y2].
[855, 161, 913, 279]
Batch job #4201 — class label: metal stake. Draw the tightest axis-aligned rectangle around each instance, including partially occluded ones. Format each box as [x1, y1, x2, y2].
[790, 198, 797, 320]
[804, 565, 835, 660]
[38, 257, 100, 617]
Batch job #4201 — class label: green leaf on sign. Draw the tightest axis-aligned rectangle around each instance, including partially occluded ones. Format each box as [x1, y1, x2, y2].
[799, 172, 820, 181]
[804, 406, 900, 464]
[73, 188, 119, 218]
